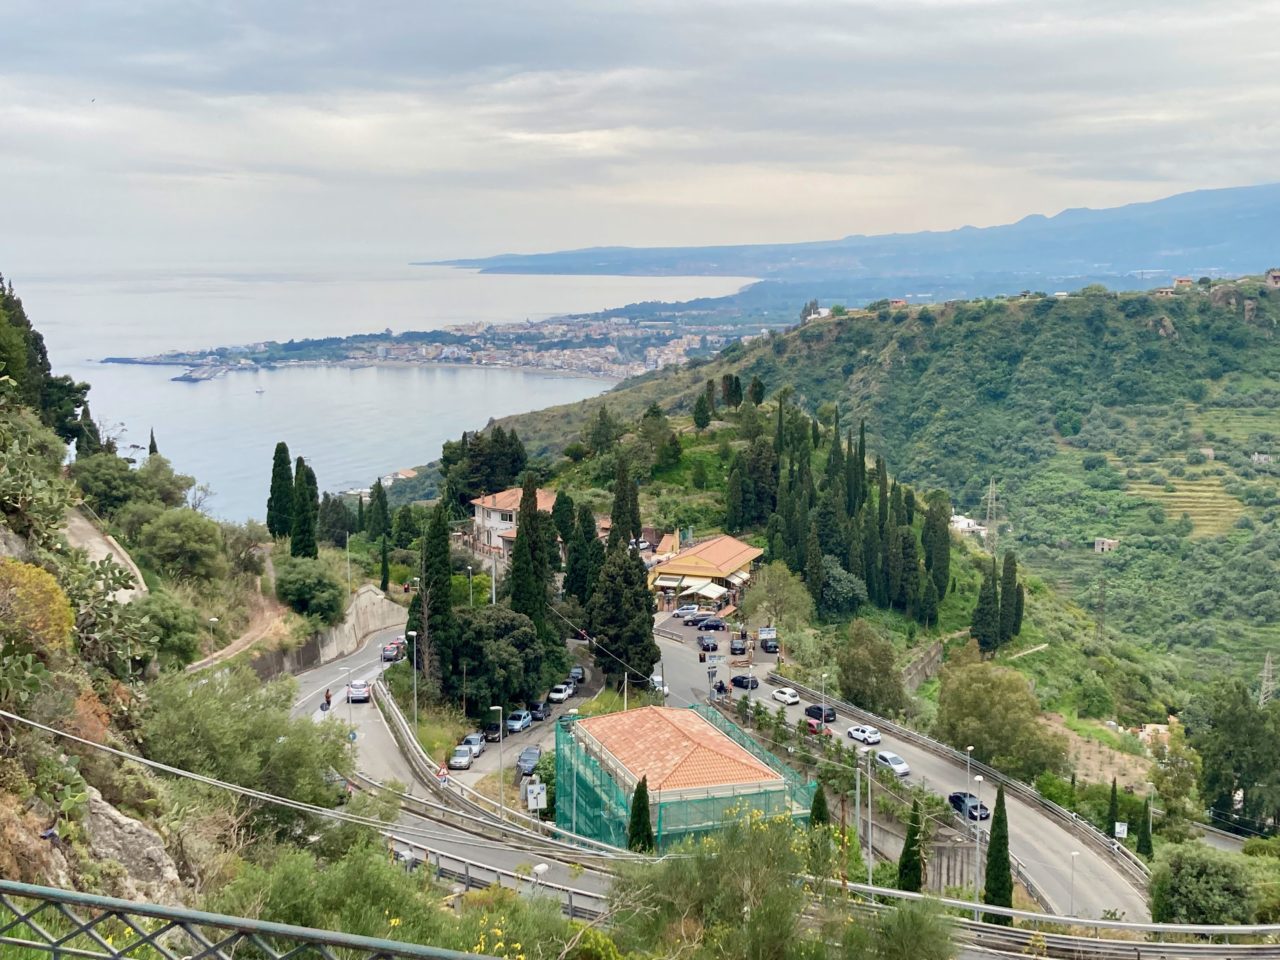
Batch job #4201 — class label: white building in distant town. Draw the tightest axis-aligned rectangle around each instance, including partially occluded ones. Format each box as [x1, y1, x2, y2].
[470, 486, 558, 559]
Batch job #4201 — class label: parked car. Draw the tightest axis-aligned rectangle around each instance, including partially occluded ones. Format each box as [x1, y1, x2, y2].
[460, 733, 486, 757]
[948, 792, 991, 820]
[729, 637, 747, 655]
[563, 677, 579, 696]
[804, 704, 837, 724]
[629, 538, 651, 551]
[483, 721, 503, 742]
[347, 681, 371, 703]
[846, 725, 881, 744]
[673, 604, 702, 619]
[569, 665, 586, 684]
[772, 687, 800, 705]
[731, 674, 759, 690]
[805, 717, 834, 737]
[548, 684, 571, 703]
[515, 745, 543, 776]
[875, 751, 911, 778]
[649, 673, 670, 697]
[760, 637, 780, 654]
[447, 746, 474, 770]
[528, 700, 550, 721]
[697, 635, 718, 652]
[507, 710, 532, 733]
[701, 617, 727, 631]
[381, 644, 402, 661]
[683, 611, 714, 626]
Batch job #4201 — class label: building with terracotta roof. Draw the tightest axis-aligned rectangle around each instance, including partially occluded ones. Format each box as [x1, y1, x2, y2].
[648, 534, 763, 605]
[470, 486, 557, 559]
[555, 705, 814, 848]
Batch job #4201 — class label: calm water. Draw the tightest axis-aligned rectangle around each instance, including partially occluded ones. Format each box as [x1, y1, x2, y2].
[23, 265, 752, 520]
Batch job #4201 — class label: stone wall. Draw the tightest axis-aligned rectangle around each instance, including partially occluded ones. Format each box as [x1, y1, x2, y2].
[901, 640, 944, 692]
[864, 815, 977, 893]
[250, 585, 406, 681]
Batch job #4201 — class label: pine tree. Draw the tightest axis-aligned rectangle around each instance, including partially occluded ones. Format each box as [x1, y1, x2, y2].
[148, 428, 158, 456]
[704, 379, 717, 417]
[971, 562, 999, 655]
[729, 374, 743, 409]
[627, 776, 655, 852]
[982, 786, 1012, 924]
[897, 799, 923, 892]
[380, 535, 390, 592]
[998, 551, 1019, 645]
[692, 391, 711, 433]
[1013, 583, 1025, 635]
[1137, 798, 1153, 857]
[1106, 777, 1119, 838]
[290, 459, 318, 558]
[810, 785, 830, 827]
[266, 441, 293, 538]
[748, 374, 765, 406]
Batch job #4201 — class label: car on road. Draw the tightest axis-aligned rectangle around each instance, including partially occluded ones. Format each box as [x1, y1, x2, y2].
[460, 733, 486, 757]
[683, 610, 714, 626]
[483, 721, 504, 742]
[697, 635, 718, 652]
[548, 684, 571, 703]
[569, 665, 586, 684]
[649, 673, 670, 697]
[515, 745, 542, 776]
[701, 617, 727, 631]
[381, 644, 402, 661]
[347, 681, 371, 703]
[772, 687, 800, 705]
[805, 717, 834, 737]
[846, 725, 881, 744]
[948, 792, 990, 820]
[760, 637, 779, 654]
[563, 678, 579, 696]
[804, 704, 836, 724]
[673, 604, 702, 619]
[731, 674, 759, 690]
[507, 710, 532, 733]
[729, 637, 747, 655]
[528, 700, 550, 721]
[447, 746, 474, 770]
[875, 751, 911, 778]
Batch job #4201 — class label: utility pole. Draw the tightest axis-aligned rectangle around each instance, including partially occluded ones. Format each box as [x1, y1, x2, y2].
[1261, 652, 1275, 708]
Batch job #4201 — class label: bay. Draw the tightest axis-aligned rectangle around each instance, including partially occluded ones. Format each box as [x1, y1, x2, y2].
[21, 264, 753, 520]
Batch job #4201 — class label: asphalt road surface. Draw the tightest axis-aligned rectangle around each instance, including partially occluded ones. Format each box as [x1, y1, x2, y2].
[654, 614, 1151, 922]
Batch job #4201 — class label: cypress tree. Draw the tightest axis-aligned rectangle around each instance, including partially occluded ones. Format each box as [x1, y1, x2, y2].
[422, 503, 458, 697]
[367, 479, 391, 541]
[627, 776, 655, 852]
[692, 391, 711, 432]
[845, 431, 859, 516]
[148, 428, 158, 456]
[899, 526, 920, 613]
[897, 799, 923, 893]
[1106, 777, 1119, 838]
[729, 374, 743, 409]
[290, 460, 318, 558]
[266, 441, 293, 538]
[356, 493, 365, 533]
[998, 551, 1019, 645]
[885, 509, 904, 607]
[609, 456, 641, 546]
[564, 514, 589, 603]
[810, 785, 830, 827]
[971, 562, 999, 654]
[74, 403, 102, 459]
[855, 421, 867, 512]
[705, 378, 717, 417]
[876, 456, 889, 534]
[904, 487, 916, 526]
[1014, 583, 1026, 635]
[1137, 798, 1153, 857]
[587, 543, 658, 686]
[983, 786, 1013, 924]
[551, 490, 576, 546]
[804, 519, 824, 604]
[748, 374, 765, 406]
[824, 415, 845, 487]
[861, 507, 882, 605]
[518, 474, 548, 586]
[539, 509, 562, 574]
[510, 513, 545, 636]
[379, 535, 390, 592]
[919, 574, 939, 627]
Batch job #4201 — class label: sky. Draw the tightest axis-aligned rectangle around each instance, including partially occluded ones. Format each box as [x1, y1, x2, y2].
[1, 0, 1278, 277]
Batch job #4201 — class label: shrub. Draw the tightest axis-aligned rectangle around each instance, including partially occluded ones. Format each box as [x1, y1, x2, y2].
[1149, 844, 1255, 924]
[275, 557, 346, 625]
[133, 591, 203, 666]
[136, 509, 227, 581]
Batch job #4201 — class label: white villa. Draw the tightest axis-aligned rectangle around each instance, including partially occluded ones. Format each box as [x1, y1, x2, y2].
[470, 486, 558, 560]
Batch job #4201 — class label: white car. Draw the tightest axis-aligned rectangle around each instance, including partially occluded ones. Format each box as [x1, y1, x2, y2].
[650, 674, 670, 697]
[548, 684, 571, 703]
[673, 604, 702, 619]
[875, 751, 911, 778]
[460, 733, 486, 758]
[772, 687, 800, 706]
[847, 725, 882, 744]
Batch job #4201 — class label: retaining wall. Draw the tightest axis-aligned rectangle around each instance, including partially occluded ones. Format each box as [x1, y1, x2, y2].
[250, 585, 406, 680]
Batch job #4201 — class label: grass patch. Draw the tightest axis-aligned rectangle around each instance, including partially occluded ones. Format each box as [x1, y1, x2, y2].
[381, 660, 471, 763]
[1058, 709, 1145, 756]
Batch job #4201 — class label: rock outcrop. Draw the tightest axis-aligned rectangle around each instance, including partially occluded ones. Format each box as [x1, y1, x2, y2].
[84, 787, 185, 904]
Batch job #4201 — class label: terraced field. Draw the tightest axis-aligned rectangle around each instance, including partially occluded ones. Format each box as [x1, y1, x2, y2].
[1194, 407, 1280, 443]
[1125, 473, 1243, 537]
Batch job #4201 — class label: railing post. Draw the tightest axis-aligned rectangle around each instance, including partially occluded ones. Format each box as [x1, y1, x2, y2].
[434, 852, 441, 881]
[567, 892, 574, 918]
[465, 862, 471, 889]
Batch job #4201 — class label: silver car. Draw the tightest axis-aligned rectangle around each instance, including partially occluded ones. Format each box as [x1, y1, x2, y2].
[875, 750, 911, 778]
[460, 733, 485, 758]
[447, 746, 473, 770]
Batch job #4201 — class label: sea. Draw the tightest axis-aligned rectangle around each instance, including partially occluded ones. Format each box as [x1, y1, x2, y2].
[23, 265, 753, 520]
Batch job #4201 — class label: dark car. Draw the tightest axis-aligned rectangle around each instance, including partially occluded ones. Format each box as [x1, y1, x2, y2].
[701, 617, 727, 631]
[730, 674, 759, 689]
[528, 700, 550, 721]
[683, 611, 714, 626]
[516, 745, 543, 776]
[729, 637, 747, 655]
[760, 638, 780, 654]
[569, 665, 586, 683]
[483, 721, 503, 743]
[804, 703, 836, 724]
[948, 791, 991, 820]
[697, 635, 718, 652]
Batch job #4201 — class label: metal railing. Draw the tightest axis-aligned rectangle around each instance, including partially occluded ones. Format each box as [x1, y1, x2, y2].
[768, 672, 1152, 893]
[0, 879, 493, 960]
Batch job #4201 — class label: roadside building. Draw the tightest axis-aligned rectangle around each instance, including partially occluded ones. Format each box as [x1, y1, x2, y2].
[648, 534, 763, 612]
[1094, 537, 1120, 553]
[555, 705, 814, 848]
[470, 486, 557, 560]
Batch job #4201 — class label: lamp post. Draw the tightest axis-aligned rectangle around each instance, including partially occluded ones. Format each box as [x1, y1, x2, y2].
[865, 748, 874, 893]
[491, 705, 505, 823]
[407, 630, 418, 732]
[467, 565, 474, 607]
[973, 774, 984, 920]
[1069, 850, 1080, 916]
[532, 862, 549, 890]
[820, 672, 829, 731]
[1147, 780, 1155, 840]
[343, 665, 355, 730]
[207, 617, 218, 642]
[966, 745, 975, 897]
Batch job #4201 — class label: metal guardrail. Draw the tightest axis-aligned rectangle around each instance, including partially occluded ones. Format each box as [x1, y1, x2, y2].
[768, 672, 1152, 895]
[0, 879, 494, 960]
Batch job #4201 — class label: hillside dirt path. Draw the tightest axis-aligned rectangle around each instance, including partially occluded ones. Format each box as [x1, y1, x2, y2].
[62, 508, 147, 603]
[185, 549, 287, 672]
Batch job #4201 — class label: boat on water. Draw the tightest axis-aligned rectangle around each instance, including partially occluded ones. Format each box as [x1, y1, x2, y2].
[255, 388, 265, 394]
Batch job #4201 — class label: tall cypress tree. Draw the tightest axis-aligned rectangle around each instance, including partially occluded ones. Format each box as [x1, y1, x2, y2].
[876, 456, 889, 534]
[356, 493, 365, 533]
[971, 561, 999, 655]
[74, 403, 102, 459]
[692, 391, 711, 433]
[379, 535, 390, 592]
[1106, 777, 1119, 838]
[748, 375, 765, 406]
[148, 428, 158, 456]
[422, 503, 457, 697]
[627, 776, 655, 852]
[844, 431, 859, 516]
[998, 551, 1019, 645]
[982, 786, 1013, 924]
[804, 519, 824, 604]
[563, 512, 590, 604]
[1013, 583, 1025, 635]
[510, 511, 545, 637]
[518, 474, 548, 586]
[855, 421, 867, 512]
[367, 479, 391, 541]
[919, 574, 939, 627]
[551, 490, 576, 546]
[809, 785, 830, 827]
[1137, 798, 1154, 857]
[897, 799, 923, 893]
[290, 459, 318, 558]
[609, 456, 641, 546]
[266, 441, 293, 538]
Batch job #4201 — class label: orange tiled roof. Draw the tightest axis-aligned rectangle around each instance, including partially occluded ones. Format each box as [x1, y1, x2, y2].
[470, 487, 557, 513]
[576, 706, 782, 791]
[651, 534, 762, 580]
[655, 532, 679, 555]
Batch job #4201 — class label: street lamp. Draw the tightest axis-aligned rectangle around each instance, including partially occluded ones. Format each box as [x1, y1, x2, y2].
[491, 705, 505, 823]
[865, 748, 874, 892]
[467, 565, 474, 607]
[1069, 850, 1080, 916]
[532, 862, 549, 889]
[820, 672, 828, 730]
[1147, 780, 1155, 840]
[343, 665, 355, 731]
[973, 774, 984, 920]
[207, 617, 219, 642]
[406, 630, 418, 732]
[966, 746, 975, 898]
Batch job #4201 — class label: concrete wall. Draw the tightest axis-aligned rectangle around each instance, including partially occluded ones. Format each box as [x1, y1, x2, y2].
[902, 641, 944, 692]
[250, 585, 406, 681]
[862, 815, 977, 893]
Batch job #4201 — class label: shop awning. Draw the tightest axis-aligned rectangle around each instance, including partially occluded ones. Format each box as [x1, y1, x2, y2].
[654, 575, 683, 588]
[681, 580, 728, 600]
[727, 570, 750, 586]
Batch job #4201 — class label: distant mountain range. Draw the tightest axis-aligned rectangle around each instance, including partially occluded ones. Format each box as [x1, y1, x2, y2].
[430, 182, 1280, 290]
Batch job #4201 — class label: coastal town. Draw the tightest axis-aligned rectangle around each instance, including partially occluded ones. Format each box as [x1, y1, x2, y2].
[101, 311, 768, 382]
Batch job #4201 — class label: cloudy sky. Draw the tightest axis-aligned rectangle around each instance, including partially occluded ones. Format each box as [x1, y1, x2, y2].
[2, 0, 1278, 276]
